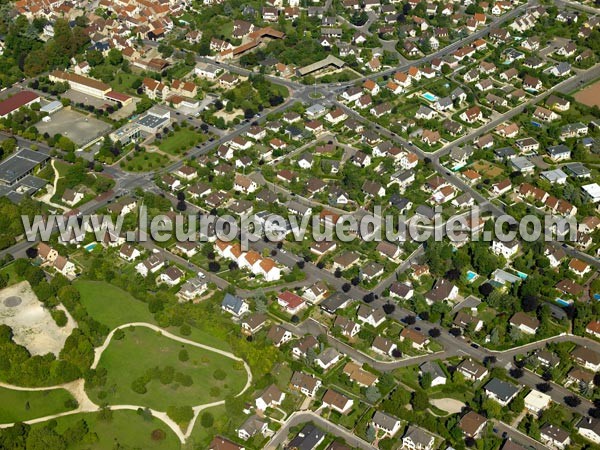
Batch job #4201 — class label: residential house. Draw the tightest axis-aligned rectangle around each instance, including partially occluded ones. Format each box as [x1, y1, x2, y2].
[459, 411, 487, 437]
[457, 359, 488, 381]
[510, 312, 540, 335]
[290, 371, 321, 397]
[372, 411, 402, 437]
[322, 390, 353, 414]
[484, 378, 520, 406]
[419, 361, 447, 387]
[540, 424, 571, 450]
[221, 293, 249, 318]
[400, 328, 429, 350]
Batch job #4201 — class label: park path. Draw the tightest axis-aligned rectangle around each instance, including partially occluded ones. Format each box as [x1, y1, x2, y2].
[91, 322, 253, 396]
[37, 159, 67, 212]
[0, 379, 98, 429]
[0, 322, 254, 444]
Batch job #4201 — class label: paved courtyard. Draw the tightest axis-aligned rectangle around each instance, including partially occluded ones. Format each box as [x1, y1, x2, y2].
[36, 108, 111, 148]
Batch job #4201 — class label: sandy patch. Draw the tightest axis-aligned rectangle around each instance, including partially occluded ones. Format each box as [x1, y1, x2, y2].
[574, 80, 600, 108]
[430, 398, 465, 414]
[0, 281, 76, 356]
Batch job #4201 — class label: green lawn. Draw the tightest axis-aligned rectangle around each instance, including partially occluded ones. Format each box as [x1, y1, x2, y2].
[75, 280, 155, 329]
[186, 404, 227, 448]
[0, 262, 24, 286]
[33, 410, 181, 450]
[110, 72, 142, 93]
[121, 151, 171, 172]
[75, 280, 232, 350]
[0, 387, 77, 423]
[158, 129, 203, 156]
[88, 327, 247, 413]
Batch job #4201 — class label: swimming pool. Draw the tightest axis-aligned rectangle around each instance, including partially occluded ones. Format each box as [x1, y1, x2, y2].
[594, 293, 600, 301]
[422, 92, 438, 102]
[452, 162, 466, 171]
[515, 271, 528, 280]
[466, 271, 478, 282]
[84, 242, 97, 252]
[556, 298, 572, 307]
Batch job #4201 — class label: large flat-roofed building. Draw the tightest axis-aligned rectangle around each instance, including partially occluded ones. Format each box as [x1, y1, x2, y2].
[0, 91, 40, 119]
[109, 107, 171, 144]
[49, 70, 132, 106]
[109, 122, 142, 145]
[50, 70, 111, 98]
[40, 100, 63, 115]
[0, 148, 50, 186]
[137, 110, 170, 133]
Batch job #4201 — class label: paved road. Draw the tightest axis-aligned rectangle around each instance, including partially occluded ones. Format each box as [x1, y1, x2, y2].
[264, 411, 377, 450]
[492, 420, 549, 450]
[334, 61, 600, 270]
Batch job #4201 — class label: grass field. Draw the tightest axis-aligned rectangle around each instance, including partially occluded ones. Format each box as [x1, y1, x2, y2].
[34, 410, 181, 450]
[0, 263, 23, 286]
[158, 129, 203, 155]
[88, 327, 247, 412]
[75, 280, 231, 350]
[75, 280, 156, 328]
[0, 387, 77, 423]
[122, 151, 172, 172]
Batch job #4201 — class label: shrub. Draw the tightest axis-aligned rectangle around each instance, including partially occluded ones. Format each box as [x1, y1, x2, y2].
[151, 429, 166, 441]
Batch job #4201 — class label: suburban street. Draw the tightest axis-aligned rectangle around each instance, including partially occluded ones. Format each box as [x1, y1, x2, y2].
[0, 0, 599, 447]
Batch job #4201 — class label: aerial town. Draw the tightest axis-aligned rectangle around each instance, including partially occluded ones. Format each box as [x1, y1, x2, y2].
[0, 0, 599, 448]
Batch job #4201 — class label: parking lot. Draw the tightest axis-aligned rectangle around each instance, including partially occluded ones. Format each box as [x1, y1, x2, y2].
[36, 108, 112, 148]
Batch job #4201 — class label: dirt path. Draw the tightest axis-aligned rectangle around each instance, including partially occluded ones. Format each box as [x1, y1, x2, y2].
[37, 160, 67, 212]
[0, 322, 253, 444]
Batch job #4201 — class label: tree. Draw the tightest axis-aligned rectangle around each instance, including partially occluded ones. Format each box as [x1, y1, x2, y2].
[564, 395, 581, 407]
[510, 395, 524, 413]
[449, 328, 461, 337]
[167, 405, 194, 425]
[404, 315, 416, 325]
[366, 425, 376, 442]
[178, 349, 189, 362]
[521, 294, 538, 312]
[213, 369, 227, 380]
[536, 382, 552, 393]
[479, 282, 494, 297]
[365, 385, 381, 403]
[465, 436, 476, 447]
[411, 389, 429, 411]
[382, 302, 395, 314]
[158, 43, 174, 58]
[428, 328, 441, 338]
[200, 412, 214, 428]
[107, 48, 123, 65]
[420, 371, 432, 389]
[510, 367, 524, 379]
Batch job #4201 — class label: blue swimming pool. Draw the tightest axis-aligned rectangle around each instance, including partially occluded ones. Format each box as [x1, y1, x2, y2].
[515, 271, 528, 280]
[466, 271, 478, 282]
[84, 242, 97, 252]
[594, 293, 600, 301]
[556, 298, 572, 307]
[452, 162, 467, 171]
[422, 92, 438, 102]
